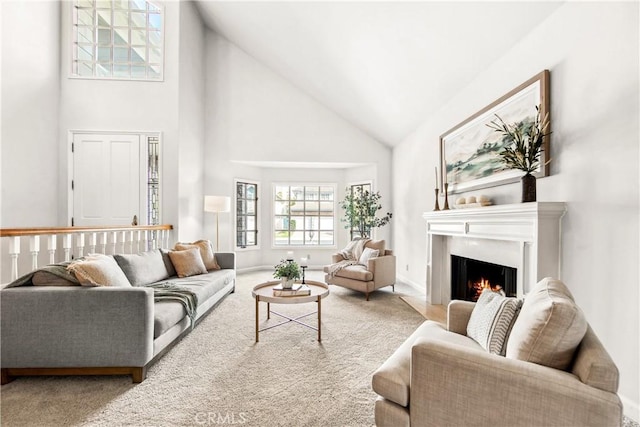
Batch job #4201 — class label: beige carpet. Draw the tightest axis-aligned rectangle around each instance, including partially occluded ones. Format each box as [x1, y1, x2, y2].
[0, 271, 425, 427]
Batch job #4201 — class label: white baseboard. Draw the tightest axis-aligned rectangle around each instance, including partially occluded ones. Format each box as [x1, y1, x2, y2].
[396, 274, 425, 295]
[621, 394, 639, 423]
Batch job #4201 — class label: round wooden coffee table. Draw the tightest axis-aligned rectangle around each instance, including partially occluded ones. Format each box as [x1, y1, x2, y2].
[252, 280, 329, 342]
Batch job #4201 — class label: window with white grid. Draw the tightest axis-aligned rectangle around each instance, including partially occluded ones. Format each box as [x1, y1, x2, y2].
[72, 0, 163, 80]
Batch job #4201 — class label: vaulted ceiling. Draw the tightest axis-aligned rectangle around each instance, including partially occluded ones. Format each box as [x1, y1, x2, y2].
[196, 1, 563, 147]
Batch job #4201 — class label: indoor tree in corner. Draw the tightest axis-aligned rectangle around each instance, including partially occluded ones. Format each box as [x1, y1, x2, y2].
[340, 187, 392, 239]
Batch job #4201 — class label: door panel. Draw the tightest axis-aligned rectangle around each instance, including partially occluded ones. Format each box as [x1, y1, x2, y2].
[73, 133, 140, 226]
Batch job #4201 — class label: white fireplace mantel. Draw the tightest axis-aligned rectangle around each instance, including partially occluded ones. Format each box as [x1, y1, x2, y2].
[422, 202, 566, 304]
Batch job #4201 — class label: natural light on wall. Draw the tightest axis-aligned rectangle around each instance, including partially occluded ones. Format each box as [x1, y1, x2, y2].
[72, 0, 164, 80]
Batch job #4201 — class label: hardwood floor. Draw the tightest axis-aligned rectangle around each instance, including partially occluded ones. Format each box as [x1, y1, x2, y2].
[400, 296, 446, 325]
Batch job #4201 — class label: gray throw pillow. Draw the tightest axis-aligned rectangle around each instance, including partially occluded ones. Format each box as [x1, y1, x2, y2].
[114, 249, 171, 286]
[159, 248, 177, 277]
[467, 289, 522, 355]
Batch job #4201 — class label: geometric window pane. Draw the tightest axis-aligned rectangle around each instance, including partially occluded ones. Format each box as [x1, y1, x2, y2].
[273, 184, 335, 247]
[131, 12, 146, 28]
[78, 61, 94, 76]
[77, 26, 94, 43]
[98, 28, 111, 44]
[97, 46, 111, 61]
[148, 30, 162, 46]
[113, 63, 129, 77]
[131, 47, 145, 62]
[114, 46, 128, 62]
[72, 0, 163, 80]
[77, 8, 94, 26]
[77, 44, 94, 61]
[131, 0, 146, 10]
[149, 13, 161, 29]
[96, 62, 111, 77]
[131, 65, 146, 78]
[149, 46, 161, 63]
[236, 181, 259, 248]
[113, 28, 128, 45]
[148, 65, 161, 78]
[131, 29, 146, 45]
[114, 11, 128, 26]
[97, 9, 111, 25]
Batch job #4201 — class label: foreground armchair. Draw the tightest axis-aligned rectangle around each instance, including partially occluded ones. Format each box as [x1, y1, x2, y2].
[372, 278, 622, 426]
[323, 239, 396, 301]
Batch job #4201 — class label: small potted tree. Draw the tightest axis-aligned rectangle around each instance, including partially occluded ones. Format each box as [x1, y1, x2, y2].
[340, 187, 392, 239]
[273, 259, 301, 289]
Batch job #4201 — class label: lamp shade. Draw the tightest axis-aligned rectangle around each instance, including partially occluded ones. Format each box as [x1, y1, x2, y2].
[204, 195, 231, 213]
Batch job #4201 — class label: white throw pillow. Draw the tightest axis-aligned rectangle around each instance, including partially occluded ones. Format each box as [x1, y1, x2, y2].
[467, 289, 522, 355]
[358, 247, 380, 266]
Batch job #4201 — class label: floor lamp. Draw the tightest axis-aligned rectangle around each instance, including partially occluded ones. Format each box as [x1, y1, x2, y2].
[204, 195, 231, 251]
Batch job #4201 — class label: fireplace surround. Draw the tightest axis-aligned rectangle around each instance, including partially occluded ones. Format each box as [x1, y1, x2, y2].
[423, 202, 566, 305]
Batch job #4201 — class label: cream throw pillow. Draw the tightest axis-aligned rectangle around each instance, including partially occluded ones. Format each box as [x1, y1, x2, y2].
[506, 277, 587, 370]
[174, 240, 220, 271]
[467, 289, 522, 355]
[67, 254, 132, 287]
[358, 247, 379, 266]
[168, 247, 208, 278]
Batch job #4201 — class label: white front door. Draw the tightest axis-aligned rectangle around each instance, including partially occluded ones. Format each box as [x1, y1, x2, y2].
[72, 133, 142, 226]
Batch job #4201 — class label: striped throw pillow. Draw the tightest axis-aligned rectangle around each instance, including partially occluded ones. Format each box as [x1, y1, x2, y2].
[467, 289, 522, 355]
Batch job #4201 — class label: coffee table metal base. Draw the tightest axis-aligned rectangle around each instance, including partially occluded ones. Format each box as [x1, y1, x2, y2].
[255, 299, 322, 342]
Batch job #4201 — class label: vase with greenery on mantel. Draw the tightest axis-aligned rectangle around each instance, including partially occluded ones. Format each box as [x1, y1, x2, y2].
[273, 259, 301, 289]
[339, 187, 392, 239]
[487, 105, 551, 202]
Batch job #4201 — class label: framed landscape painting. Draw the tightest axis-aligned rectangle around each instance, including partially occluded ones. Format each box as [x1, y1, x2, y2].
[440, 70, 550, 194]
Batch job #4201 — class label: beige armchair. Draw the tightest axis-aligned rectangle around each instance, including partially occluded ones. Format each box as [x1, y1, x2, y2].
[323, 240, 396, 301]
[372, 278, 622, 427]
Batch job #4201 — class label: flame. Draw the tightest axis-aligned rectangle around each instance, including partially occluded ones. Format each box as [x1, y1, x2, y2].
[471, 278, 504, 301]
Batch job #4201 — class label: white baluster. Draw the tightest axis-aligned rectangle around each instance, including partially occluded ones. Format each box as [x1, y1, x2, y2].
[29, 235, 40, 271]
[99, 232, 108, 254]
[76, 233, 85, 258]
[47, 235, 57, 264]
[119, 231, 127, 254]
[109, 231, 118, 255]
[88, 232, 97, 254]
[127, 230, 135, 254]
[62, 234, 72, 262]
[135, 230, 142, 253]
[141, 230, 148, 252]
[9, 236, 20, 281]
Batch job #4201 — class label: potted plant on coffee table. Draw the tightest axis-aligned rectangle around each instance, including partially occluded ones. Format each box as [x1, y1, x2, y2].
[487, 105, 551, 202]
[273, 259, 301, 289]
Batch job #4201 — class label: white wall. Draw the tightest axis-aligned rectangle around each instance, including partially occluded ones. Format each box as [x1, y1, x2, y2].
[203, 32, 392, 269]
[177, 1, 206, 241]
[1, 1, 60, 228]
[393, 2, 639, 418]
[58, 1, 181, 234]
[0, 1, 61, 283]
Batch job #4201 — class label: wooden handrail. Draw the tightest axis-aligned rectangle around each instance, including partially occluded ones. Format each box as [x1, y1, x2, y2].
[0, 224, 173, 237]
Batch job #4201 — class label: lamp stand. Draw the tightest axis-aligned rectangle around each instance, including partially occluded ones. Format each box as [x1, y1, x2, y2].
[215, 211, 220, 251]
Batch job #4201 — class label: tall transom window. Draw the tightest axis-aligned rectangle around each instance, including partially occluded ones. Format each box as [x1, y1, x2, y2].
[273, 184, 335, 247]
[72, 0, 164, 80]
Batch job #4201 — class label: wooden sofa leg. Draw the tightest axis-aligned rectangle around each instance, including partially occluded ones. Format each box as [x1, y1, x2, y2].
[366, 292, 370, 301]
[392, 285, 395, 292]
[1, 369, 14, 385]
[132, 367, 147, 383]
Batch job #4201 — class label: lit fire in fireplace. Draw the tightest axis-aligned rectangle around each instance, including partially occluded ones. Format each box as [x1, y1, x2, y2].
[469, 278, 505, 301]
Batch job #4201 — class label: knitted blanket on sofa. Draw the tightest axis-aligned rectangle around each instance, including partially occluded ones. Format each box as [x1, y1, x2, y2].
[327, 238, 370, 278]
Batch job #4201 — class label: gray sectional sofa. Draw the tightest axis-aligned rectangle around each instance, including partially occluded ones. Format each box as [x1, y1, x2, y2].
[1, 249, 235, 384]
